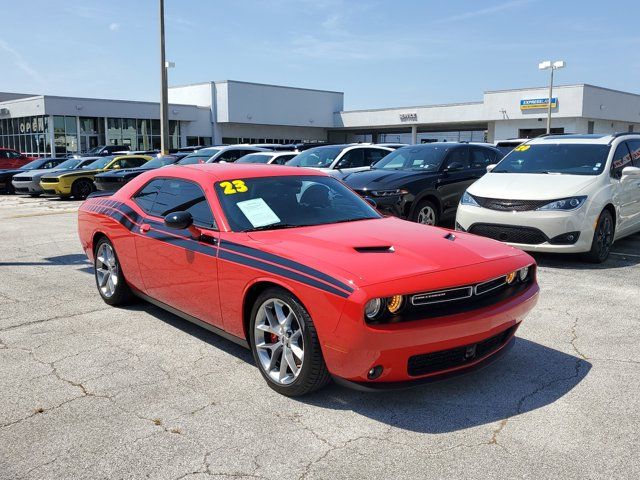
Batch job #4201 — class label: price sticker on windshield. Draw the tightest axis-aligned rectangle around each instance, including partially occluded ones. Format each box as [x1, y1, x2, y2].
[219, 180, 248, 195]
[514, 145, 530, 152]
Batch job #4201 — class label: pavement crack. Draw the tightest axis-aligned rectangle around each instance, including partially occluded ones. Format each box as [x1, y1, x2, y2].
[0, 307, 112, 333]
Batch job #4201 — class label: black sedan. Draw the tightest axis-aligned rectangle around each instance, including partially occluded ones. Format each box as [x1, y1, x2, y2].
[93, 154, 186, 191]
[0, 157, 67, 194]
[342, 143, 502, 225]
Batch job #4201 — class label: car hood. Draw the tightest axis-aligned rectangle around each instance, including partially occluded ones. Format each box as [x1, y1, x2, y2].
[0, 168, 26, 176]
[54, 168, 104, 178]
[14, 166, 69, 178]
[468, 172, 598, 200]
[246, 217, 521, 287]
[342, 168, 437, 190]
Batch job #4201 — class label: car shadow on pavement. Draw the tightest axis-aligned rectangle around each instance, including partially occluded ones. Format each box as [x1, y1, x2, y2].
[130, 299, 591, 433]
[0, 253, 93, 272]
[531, 232, 640, 270]
[298, 338, 591, 433]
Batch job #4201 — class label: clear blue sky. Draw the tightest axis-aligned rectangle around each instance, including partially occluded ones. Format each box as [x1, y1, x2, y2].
[1, 0, 639, 110]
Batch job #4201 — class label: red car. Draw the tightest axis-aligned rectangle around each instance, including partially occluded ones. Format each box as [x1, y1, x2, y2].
[77, 164, 539, 396]
[0, 148, 37, 169]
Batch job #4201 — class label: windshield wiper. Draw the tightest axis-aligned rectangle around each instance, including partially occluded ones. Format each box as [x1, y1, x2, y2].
[491, 169, 511, 173]
[242, 223, 301, 232]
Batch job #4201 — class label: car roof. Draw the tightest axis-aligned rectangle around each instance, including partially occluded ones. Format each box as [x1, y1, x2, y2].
[177, 163, 325, 181]
[525, 134, 639, 145]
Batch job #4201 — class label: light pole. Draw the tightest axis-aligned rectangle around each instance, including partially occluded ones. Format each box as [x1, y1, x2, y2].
[159, 0, 170, 154]
[538, 60, 565, 134]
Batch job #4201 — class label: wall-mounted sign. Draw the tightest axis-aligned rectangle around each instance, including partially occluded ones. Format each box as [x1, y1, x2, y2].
[399, 112, 418, 122]
[520, 97, 558, 110]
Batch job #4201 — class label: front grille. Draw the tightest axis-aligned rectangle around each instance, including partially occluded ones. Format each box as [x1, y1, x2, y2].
[472, 195, 549, 212]
[469, 223, 548, 245]
[40, 178, 59, 184]
[407, 325, 516, 376]
[14, 187, 29, 193]
[13, 177, 31, 182]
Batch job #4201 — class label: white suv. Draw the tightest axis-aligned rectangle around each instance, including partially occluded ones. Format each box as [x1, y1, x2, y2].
[456, 133, 640, 262]
[286, 144, 392, 176]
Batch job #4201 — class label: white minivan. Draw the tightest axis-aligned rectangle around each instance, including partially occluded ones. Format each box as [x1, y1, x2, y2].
[456, 133, 640, 262]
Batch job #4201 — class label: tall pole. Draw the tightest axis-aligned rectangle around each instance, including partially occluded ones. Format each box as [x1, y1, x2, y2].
[546, 67, 554, 134]
[159, 0, 170, 154]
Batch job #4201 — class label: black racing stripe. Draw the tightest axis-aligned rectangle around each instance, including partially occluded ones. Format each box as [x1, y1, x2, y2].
[220, 240, 354, 294]
[218, 249, 350, 298]
[144, 229, 217, 257]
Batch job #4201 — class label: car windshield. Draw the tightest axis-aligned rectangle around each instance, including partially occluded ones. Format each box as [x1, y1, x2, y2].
[84, 146, 103, 155]
[84, 156, 115, 169]
[56, 159, 81, 169]
[145, 155, 177, 168]
[286, 146, 342, 168]
[236, 154, 272, 164]
[215, 175, 381, 232]
[178, 149, 221, 165]
[373, 145, 449, 171]
[21, 159, 47, 170]
[493, 144, 611, 175]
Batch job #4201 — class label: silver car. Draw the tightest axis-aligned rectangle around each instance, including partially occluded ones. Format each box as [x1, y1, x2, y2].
[12, 157, 97, 196]
[286, 144, 392, 177]
[178, 145, 268, 165]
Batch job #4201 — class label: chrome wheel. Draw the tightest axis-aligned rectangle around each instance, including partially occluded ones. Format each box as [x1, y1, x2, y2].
[95, 243, 119, 298]
[254, 298, 304, 385]
[417, 205, 436, 225]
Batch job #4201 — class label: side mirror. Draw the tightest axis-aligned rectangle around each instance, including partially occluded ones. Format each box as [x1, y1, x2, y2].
[364, 196, 377, 208]
[164, 211, 193, 230]
[621, 166, 640, 179]
[486, 164, 497, 173]
[445, 162, 464, 172]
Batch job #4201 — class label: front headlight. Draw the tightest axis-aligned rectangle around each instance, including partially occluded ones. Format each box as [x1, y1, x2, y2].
[536, 196, 587, 211]
[370, 189, 409, 197]
[364, 295, 406, 322]
[460, 191, 479, 206]
[364, 298, 383, 320]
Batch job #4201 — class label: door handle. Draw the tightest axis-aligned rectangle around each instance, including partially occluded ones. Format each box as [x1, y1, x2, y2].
[139, 223, 150, 233]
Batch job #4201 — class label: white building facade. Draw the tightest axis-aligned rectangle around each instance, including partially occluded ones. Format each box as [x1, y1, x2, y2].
[1, 81, 639, 157]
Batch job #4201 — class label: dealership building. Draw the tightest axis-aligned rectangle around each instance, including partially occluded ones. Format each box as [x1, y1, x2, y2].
[1, 81, 640, 157]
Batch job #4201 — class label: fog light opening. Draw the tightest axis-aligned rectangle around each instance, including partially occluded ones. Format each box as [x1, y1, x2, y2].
[367, 365, 383, 380]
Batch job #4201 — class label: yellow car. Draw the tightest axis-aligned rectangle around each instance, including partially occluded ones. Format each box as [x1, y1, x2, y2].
[40, 155, 152, 199]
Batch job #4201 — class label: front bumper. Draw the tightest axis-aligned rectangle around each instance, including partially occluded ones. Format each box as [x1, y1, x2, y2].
[355, 191, 410, 218]
[456, 204, 595, 253]
[324, 281, 538, 384]
[39, 180, 72, 196]
[12, 179, 42, 194]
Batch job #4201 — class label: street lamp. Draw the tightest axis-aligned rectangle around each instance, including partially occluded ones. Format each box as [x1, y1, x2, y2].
[538, 60, 565, 134]
[159, 0, 170, 154]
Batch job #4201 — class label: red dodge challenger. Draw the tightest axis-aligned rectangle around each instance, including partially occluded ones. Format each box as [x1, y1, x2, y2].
[78, 164, 539, 396]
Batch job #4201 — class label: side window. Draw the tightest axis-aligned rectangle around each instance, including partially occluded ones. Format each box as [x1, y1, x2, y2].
[123, 157, 147, 168]
[611, 142, 632, 179]
[364, 149, 388, 166]
[470, 147, 494, 168]
[0, 151, 8, 158]
[443, 147, 470, 170]
[43, 161, 57, 169]
[275, 154, 295, 164]
[133, 179, 164, 213]
[8, 150, 21, 158]
[627, 141, 640, 167]
[218, 150, 248, 162]
[337, 149, 364, 168]
[151, 179, 216, 228]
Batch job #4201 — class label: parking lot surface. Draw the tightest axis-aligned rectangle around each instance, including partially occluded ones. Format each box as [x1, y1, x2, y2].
[1, 195, 639, 480]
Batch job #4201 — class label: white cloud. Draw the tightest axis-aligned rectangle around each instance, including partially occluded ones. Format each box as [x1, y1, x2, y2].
[321, 14, 342, 30]
[435, 0, 533, 24]
[109, 23, 120, 32]
[0, 37, 45, 85]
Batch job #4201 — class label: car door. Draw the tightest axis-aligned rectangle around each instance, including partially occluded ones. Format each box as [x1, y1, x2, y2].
[610, 142, 635, 234]
[436, 146, 475, 216]
[132, 177, 223, 327]
[334, 148, 367, 174]
[620, 141, 640, 232]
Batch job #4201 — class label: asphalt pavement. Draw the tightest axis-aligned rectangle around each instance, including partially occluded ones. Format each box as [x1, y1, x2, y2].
[1, 195, 639, 479]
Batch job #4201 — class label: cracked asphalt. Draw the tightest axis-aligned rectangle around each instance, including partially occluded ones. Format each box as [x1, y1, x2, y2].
[1, 195, 639, 480]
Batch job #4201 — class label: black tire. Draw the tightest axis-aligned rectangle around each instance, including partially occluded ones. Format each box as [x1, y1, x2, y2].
[94, 237, 134, 306]
[5, 183, 15, 195]
[582, 209, 614, 263]
[29, 193, 41, 198]
[249, 287, 331, 396]
[72, 178, 94, 200]
[410, 199, 439, 226]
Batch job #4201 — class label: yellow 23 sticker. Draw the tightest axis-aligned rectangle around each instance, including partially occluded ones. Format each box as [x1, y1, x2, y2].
[514, 145, 530, 152]
[220, 180, 248, 195]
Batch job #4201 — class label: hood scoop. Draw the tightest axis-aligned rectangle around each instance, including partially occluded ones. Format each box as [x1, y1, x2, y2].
[353, 245, 395, 253]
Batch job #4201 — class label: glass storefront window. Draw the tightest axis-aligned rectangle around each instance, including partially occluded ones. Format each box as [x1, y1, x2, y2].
[122, 118, 136, 147]
[65, 116, 77, 135]
[151, 119, 160, 136]
[137, 119, 149, 136]
[53, 116, 65, 134]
